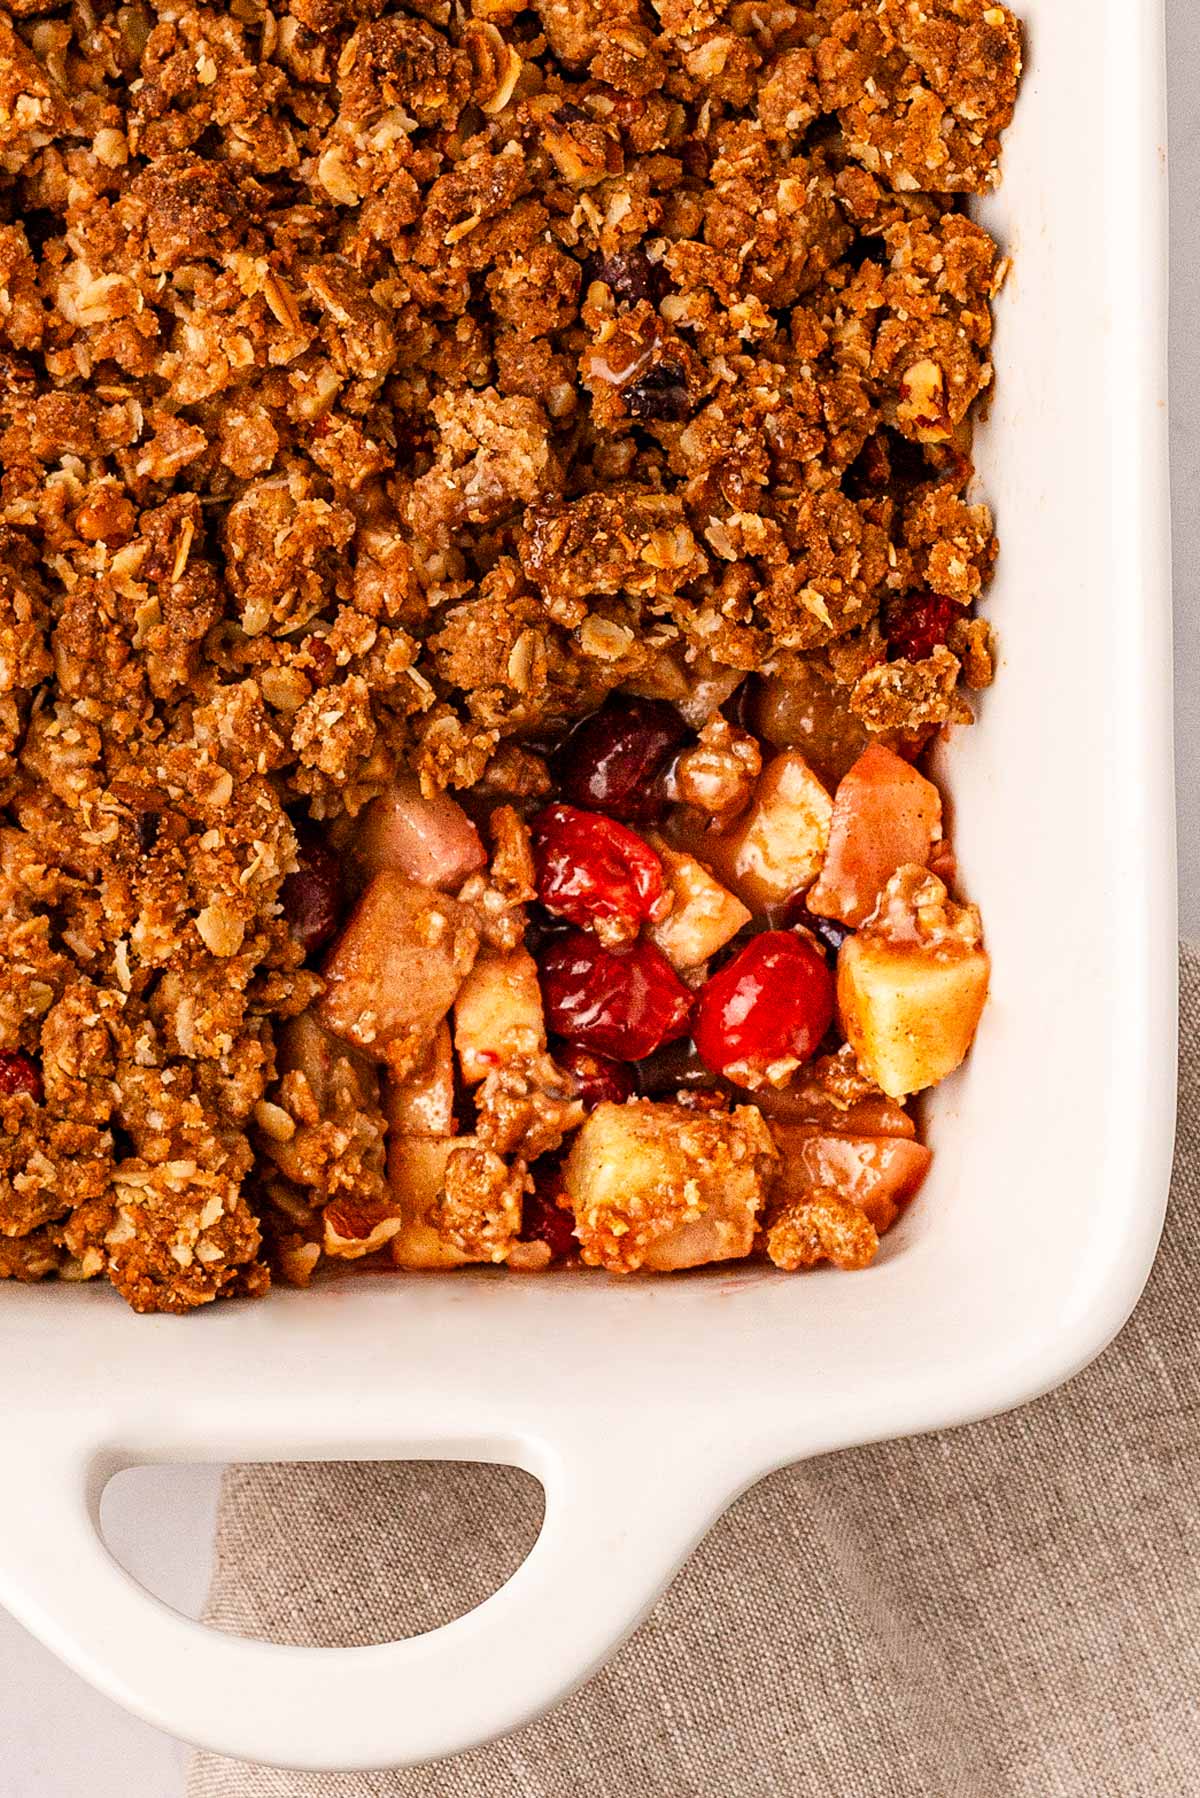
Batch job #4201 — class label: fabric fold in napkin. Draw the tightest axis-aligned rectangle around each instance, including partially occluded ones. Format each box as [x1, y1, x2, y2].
[189, 948, 1197, 1798]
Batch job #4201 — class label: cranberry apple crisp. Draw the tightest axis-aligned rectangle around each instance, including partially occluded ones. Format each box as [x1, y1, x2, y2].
[0, 0, 1020, 1310]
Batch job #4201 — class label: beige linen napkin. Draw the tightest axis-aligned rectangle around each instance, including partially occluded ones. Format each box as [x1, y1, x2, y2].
[188, 948, 1196, 1798]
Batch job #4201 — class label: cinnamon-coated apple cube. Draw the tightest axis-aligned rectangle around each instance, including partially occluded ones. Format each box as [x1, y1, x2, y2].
[453, 947, 545, 1083]
[561, 1099, 776, 1273]
[807, 744, 941, 927]
[722, 749, 833, 914]
[383, 1020, 456, 1137]
[352, 774, 486, 891]
[318, 871, 478, 1079]
[769, 1123, 932, 1234]
[387, 1134, 522, 1268]
[386, 1136, 469, 1269]
[836, 868, 989, 1098]
[645, 838, 751, 971]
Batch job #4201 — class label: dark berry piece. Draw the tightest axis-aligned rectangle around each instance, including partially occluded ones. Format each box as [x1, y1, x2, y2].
[0, 1052, 43, 1102]
[553, 1042, 638, 1109]
[581, 246, 663, 306]
[555, 697, 688, 823]
[624, 361, 692, 422]
[883, 589, 958, 662]
[780, 897, 854, 959]
[519, 1169, 578, 1262]
[281, 830, 343, 957]
[538, 930, 694, 1062]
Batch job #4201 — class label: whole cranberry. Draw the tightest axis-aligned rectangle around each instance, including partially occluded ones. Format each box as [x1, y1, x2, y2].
[519, 1170, 578, 1263]
[281, 829, 342, 957]
[555, 698, 688, 823]
[693, 931, 835, 1088]
[538, 929, 694, 1062]
[553, 1041, 638, 1109]
[0, 1051, 43, 1102]
[532, 804, 667, 946]
[884, 590, 959, 663]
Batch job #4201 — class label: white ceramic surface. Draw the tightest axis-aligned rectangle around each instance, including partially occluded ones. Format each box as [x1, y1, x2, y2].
[0, 0, 1175, 1774]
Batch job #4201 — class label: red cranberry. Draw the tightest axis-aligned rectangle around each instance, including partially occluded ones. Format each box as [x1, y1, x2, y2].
[555, 699, 688, 823]
[884, 590, 958, 663]
[553, 1041, 637, 1109]
[0, 1052, 43, 1102]
[532, 804, 667, 945]
[281, 830, 342, 957]
[693, 931, 834, 1088]
[519, 1170, 577, 1262]
[538, 929, 694, 1061]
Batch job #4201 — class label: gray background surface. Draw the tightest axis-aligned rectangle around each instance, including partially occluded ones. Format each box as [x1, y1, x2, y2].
[0, 6, 1196, 1790]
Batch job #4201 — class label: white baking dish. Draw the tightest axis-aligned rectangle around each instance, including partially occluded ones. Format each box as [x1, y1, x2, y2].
[0, 0, 1174, 1771]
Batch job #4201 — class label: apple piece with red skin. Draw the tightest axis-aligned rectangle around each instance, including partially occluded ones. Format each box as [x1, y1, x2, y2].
[353, 775, 486, 891]
[768, 1122, 933, 1235]
[807, 744, 942, 929]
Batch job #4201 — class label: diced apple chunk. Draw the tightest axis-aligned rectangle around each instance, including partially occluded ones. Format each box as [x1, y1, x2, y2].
[769, 1123, 932, 1233]
[353, 774, 486, 890]
[386, 1134, 522, 1268]
[386, 1136, 469, 1269]
[561, 1099, 776, 1273]
[720, 749, 832, 914]
[645, 837, 751, 971]
[318, 871, 478, 1079]
[836, 867, 989, 1098]
[808, 744, 941, 928]
[453, 947, 545, 1084]
[383, 1020, 456, 1137]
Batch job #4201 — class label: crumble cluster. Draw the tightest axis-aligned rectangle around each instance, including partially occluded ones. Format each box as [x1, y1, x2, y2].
[0, 0, 1019, 1310]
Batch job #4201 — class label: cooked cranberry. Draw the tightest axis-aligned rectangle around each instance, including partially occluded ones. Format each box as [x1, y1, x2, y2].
[625, 361, 692, 423]
[134, 809, 160, 852]
[519, 1171, 578, 1262]
[884, 590, 958, 663]
[539, 929, 694, 1061]
[0, 1052, 43, 1102]
[555, 698, 688, 823]
[532, 804, 667, 945]
[281, 830, 343, 957]
[553, 1041, 637, 1109]
[581, 246, 663, 307]
[693, 931, 834, 1087]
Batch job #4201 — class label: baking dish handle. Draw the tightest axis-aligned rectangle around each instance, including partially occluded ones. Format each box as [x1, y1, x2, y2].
[0, 1426, 744, 1771]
